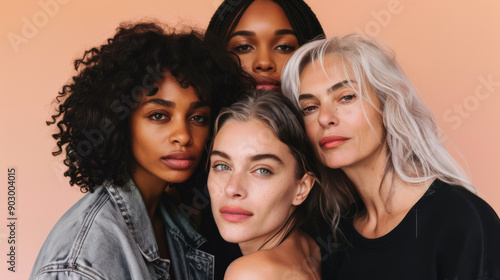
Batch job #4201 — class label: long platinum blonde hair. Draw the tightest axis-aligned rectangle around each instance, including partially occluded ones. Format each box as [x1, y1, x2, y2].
[281, 34, 474, 232]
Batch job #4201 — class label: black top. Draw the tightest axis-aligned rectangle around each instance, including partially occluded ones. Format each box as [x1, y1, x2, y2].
[320, 179, 500, 280]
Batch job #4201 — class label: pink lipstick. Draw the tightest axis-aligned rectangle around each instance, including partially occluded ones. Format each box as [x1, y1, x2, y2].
[220, 206, 253, 223]
[319, 135, 349, 149]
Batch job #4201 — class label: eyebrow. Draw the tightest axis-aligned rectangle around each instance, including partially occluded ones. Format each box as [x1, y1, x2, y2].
[327, 80, 356, 93]
[143, 98, 174, 107]
[210, 150, 284, 165]
[275, 29, 296, 36]
[299, 80, 356, 101]
[190, 101, 210, 109]
[229, 29, 296, 39]
[210, 150, 230, 159]
[250, 154, 283, 164]
[142, 99, 209, 109]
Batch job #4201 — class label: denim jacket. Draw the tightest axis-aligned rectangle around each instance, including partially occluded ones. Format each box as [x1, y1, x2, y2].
[30, 179, 214, 280]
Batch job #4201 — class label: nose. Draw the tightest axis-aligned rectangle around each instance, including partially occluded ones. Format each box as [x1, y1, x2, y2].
[252, 49, 276, 73]
[224, 171, 247, 199]
[169, 119, 192, 146]
[318, 105, 339, 128]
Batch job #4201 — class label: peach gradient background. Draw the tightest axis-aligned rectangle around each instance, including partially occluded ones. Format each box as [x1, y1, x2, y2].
[1, 0, 499, 278]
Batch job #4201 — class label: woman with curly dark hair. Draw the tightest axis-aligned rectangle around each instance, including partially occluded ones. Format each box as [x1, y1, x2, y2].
[30, 22, 251, 280]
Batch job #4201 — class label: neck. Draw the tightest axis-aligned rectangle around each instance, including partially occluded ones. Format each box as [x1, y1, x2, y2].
[342, 144, 390, 218]
[129, 167, 169, 220]
[342, 146, 431, 237]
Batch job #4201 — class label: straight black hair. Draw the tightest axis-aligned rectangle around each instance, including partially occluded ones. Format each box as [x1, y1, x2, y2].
[206, 0, 325, 46]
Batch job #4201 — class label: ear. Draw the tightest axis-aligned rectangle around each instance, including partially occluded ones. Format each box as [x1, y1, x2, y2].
[292, 172, 315, 206]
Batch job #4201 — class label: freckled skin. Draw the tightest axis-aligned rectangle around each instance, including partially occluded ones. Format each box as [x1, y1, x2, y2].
[208, 119, 304, 255]
[298, 55, 386, 172]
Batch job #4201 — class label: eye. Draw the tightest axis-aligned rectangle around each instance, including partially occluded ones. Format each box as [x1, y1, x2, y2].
[275, 44, 295, 52]
[233, 44, 254, 53]
[213, 163, 230, 171]
[301, 105, 318, 116]
[190, 115, 208, 125]
[149, 112, 168, 121]
[254, 168, 272, 175]
[340, 94, 356, 103]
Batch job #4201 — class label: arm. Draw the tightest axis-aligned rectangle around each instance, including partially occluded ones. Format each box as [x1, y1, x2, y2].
[436, 190, 500, 280]
[31, 264, 103, 280]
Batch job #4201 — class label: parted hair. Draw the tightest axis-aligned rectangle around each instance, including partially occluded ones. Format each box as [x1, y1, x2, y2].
[210, 89, 325, 247]
[282, 34, 474, 231]
[206, 0, 325, 46]
[48, 22, 252, 193]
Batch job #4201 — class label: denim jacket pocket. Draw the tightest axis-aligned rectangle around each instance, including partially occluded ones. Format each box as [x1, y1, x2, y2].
[186, 249, 214, 280]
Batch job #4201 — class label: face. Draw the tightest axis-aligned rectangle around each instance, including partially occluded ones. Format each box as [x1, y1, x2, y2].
[227, 0, 299, 91]
[207, 119, 312, 254]
[129, 74, 211, 188]
[298, 55, 386, 173]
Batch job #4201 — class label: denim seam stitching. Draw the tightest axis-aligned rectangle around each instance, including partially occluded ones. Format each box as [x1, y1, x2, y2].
[67, 190, 110, 264]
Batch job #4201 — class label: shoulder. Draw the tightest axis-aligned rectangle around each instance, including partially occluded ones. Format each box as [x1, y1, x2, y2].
[31, 186, 130, 279]
[37, 186, 115, 251]
[420, 180, 500, 280]
[224, 251, 291, 280]
[420, 179, 500, 253]
[423, 180, 499, 226]
[31, 265, 102, 280]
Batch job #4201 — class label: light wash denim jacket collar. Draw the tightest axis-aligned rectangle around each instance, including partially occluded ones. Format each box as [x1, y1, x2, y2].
[30, 179, 214, 280]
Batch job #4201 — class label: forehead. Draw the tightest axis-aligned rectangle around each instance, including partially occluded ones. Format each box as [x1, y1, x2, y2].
[142, 75, 201, 103]
[214, 119, 292, 156]
[235, 0, 292, 30]
[300, 54, 355, 87]
[217, 119, 276, 144]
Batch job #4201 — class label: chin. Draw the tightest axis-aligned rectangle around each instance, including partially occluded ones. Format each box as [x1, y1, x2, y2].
[218, 230, 240, 244]
[216, 224, 247, 244]
[319, 153, 350, 170]
[161, 170, 196, 184]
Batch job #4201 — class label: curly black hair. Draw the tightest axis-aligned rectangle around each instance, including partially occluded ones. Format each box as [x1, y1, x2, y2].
[48, 22, 253, 193]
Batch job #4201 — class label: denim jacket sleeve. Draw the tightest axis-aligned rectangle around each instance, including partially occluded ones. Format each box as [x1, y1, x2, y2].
[30, 181, 170, 280]
[31, 264, 103, 280]
[30, 180, 216, 280]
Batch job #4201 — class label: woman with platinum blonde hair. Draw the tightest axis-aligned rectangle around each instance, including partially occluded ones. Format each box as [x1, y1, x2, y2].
[281, 34, 500, 279]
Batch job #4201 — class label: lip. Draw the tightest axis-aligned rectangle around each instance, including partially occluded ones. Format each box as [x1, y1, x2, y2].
[256, 76, 281, 92]
[161, 152, 196, 170]
[319, 135, 349, 149]
[220, 206, 253, 223]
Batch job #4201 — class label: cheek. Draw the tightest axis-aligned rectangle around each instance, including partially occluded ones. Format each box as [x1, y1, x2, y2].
[193, 127, 210, 146]
[207, 171, 230, 198]
[207, 172, 221, 193]
[261, 194, 294, 224]
[234, 54, 254, 73]
[275, 55, 291, 72]
[356, 113, 381, 143]
[303, 115, 315, 133]
[263, 183, 296, 210]
[130, 122, 150, 155]
[304, 119, 320, 149]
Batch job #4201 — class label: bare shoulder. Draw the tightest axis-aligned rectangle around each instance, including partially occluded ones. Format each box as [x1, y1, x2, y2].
[224, 232, 321, 279]
[224, 251, 293, 280]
